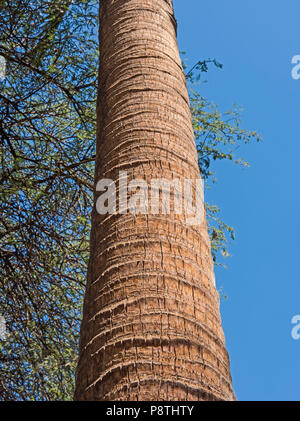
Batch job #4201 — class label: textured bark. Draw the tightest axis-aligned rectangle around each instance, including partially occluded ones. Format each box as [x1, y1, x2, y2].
[74, 0, 235, 401]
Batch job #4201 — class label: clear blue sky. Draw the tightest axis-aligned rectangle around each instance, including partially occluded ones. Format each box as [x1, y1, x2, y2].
[174, 0, 300, 401]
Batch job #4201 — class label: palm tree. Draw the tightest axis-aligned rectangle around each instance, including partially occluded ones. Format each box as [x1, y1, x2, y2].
[74, 0, 235, 401]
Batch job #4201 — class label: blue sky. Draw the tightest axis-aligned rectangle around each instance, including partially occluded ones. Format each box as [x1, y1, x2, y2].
[174, 0, 300, 401]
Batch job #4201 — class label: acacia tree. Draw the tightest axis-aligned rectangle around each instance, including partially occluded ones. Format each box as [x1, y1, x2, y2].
[74, 0, 236, 401]
[0, 0, 98, 400]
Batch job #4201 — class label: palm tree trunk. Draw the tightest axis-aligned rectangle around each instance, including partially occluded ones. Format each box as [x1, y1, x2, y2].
[74, 0, 235, 401]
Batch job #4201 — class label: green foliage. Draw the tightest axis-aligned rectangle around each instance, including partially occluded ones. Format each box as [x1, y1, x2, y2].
[0, 0, 97, 400]
[0, 2, 261, 400]
[185, 59, 262, 263]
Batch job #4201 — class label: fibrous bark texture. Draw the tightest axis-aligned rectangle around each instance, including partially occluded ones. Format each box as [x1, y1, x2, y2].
[74, 0, 235, 401]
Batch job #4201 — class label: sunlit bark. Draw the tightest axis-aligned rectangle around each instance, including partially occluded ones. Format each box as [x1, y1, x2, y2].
[74, 0, 235, 401]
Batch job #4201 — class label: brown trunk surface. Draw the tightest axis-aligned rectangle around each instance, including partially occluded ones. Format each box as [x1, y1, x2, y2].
[74, 0, 235, 401]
